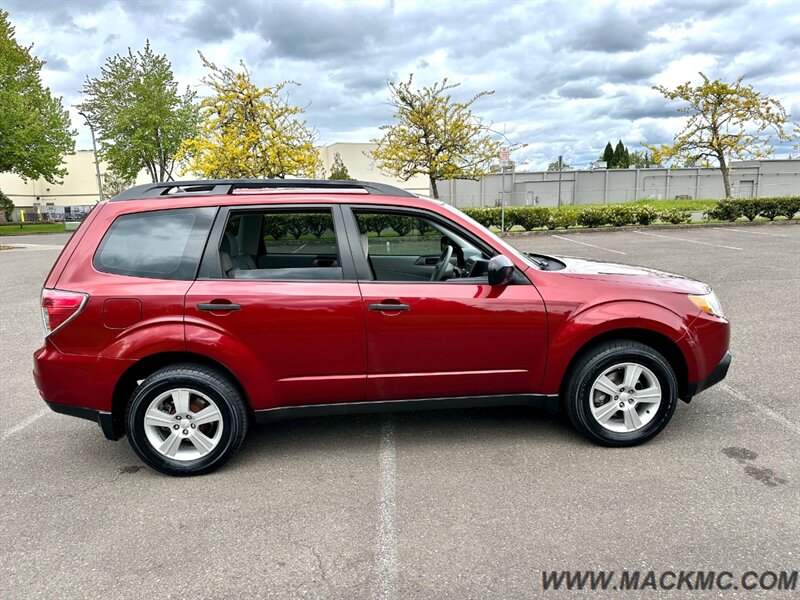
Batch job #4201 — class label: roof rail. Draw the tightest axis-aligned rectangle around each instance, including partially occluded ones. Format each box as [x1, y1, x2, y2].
[109, 179, 416, 201]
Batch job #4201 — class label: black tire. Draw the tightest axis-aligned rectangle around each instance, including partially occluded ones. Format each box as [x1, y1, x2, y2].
[125, 364, 249, 476]
[564, 340, 678, 446]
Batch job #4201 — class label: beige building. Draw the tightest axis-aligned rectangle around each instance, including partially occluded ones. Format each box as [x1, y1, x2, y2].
[1, 143, 432, 221]
[319, 143, 429, 195]
[0, 150, 150, 221]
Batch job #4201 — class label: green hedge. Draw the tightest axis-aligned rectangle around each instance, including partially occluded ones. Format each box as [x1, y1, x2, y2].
[462, 203, 696, 230]
[259, 197, 799, 239]
[704, 197, 800, 222]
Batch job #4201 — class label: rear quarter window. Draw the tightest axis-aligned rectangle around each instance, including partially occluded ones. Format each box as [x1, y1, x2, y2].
[94, 207, 216, 280]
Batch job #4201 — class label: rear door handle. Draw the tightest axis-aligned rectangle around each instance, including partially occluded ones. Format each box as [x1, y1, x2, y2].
[197, 302, 241, 312]
[369, 302, 410, 312]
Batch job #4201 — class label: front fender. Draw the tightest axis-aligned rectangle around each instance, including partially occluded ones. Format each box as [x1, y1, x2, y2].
[542, 300, 699, 393]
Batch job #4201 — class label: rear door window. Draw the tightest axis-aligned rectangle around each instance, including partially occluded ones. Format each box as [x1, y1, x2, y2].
[217, 209, 345, 280]
[94, 207, 216, 280]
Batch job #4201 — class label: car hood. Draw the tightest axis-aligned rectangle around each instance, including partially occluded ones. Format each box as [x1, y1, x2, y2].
[552, 255, 711, 294]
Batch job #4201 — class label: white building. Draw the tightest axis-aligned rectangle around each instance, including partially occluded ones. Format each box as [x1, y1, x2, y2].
[0, 150, 151, 221]
[1, 144, 430, 221]
[319, 142, 429, 195]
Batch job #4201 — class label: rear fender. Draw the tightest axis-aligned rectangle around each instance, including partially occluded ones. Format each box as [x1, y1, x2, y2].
[184, 319, 277, 410]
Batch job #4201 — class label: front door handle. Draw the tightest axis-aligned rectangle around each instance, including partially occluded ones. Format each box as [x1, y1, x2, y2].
[197, 302, 241, 312]
[369, 301, 410, 312]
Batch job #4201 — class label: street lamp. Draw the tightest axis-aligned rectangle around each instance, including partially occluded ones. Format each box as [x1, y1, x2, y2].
[78, 110, 104, 202]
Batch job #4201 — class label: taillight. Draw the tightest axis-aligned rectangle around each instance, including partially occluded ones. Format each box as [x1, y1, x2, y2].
[40, 288, 88, 335]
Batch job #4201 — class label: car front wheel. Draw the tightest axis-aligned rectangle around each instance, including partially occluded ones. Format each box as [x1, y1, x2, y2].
[125, 364, 248, 476]
[564, 340, 678, 446]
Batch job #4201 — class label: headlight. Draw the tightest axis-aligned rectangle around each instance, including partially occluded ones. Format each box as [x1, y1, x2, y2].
[688, 290, 725, 319]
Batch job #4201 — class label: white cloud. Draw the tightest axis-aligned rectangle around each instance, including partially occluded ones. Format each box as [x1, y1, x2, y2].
[4, 0, 799, 170]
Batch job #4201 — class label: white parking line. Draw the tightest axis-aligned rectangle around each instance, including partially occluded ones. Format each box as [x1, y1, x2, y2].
[633, 230, 743, 250]
[720, 384, 800, 436]
[373, 416, 397, 600]
[550, 234, 627, 255]
[0, 409, 49, 442]
[714, 227, 791, 238]
[291, 244, 307, 254]
[1, 243, 64, 250]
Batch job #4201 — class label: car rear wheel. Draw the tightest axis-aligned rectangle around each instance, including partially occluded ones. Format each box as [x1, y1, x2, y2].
[564, 340, 678, 446]
[126, 364, 248, 476]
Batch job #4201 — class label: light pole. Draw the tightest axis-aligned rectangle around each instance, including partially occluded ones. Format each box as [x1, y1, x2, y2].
[78, 111, 104, 202]
[557, 155, 563, 208]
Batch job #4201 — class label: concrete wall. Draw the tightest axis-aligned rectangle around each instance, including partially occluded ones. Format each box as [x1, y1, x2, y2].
[437, 159, 800, 207]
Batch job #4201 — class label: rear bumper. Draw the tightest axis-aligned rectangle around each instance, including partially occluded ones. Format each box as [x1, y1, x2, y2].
[44, 401, 118, 440]
[33, 339, 131, 440]
[685, 351, 731, 401]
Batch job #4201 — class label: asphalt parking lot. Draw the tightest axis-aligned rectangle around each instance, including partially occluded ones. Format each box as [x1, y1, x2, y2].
[1, 224, 799, 599]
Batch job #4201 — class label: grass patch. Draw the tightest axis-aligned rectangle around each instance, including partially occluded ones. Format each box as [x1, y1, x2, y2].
[0, 223, 66, 235]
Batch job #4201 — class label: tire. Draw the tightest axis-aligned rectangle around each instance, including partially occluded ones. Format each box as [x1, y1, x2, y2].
[564, 340, 678, 447]
[125, 363, 249, 476]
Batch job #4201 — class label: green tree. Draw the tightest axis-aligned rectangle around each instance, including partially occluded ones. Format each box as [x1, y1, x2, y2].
[0, 189, 14, 221]
[328, 152, 353, 180]
[602, 142, 614, 166]
[102, 169, 134, 199]
[547, 159, 570, 171]
[647, 72, 789, 198]
[178, 53, 319, 179]
[612, 140, 630, 169]
[79, 41, 198, 183]
[0, 10, 75, 182]
[628, 149, 658, 168]
[370, 75, 507, 199]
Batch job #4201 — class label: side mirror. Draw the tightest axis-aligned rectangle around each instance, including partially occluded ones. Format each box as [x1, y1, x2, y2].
[488, 255, 515, 286]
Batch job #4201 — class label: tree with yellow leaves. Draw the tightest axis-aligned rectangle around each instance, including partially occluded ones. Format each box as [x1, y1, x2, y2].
[647, 73, 788, 198]
[178, 53, 319, 179]
[370, 75, 506, 198]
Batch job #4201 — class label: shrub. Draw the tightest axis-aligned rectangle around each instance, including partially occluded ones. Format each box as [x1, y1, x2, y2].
[659, 208, 692, 224]
[777, 197, 800, 219]
[737, 199, 760, 221]
[508, 206, 551, 231]
[577, 205, 610, 228]
[358, 214, 393, 236]
[550, 207, 579, 229]
[306, 214, 334, 238]
[415, 219, 432, 236]
[758, 198, 783, 221]
[704, 199, 740, 222]
[462, 207, 501, 229]
[263, 214, 289, 240]
[632, 205, 659, 226]
[386, 216, 415, 236]
[605, 205, 637, 226]
[285, 214, 310, 239]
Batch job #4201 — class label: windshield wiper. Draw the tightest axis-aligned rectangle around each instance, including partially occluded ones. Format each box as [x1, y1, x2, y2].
[525, 253, 549, 270]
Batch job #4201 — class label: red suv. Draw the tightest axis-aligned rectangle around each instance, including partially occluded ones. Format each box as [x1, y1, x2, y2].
[34, 180, 731, 476]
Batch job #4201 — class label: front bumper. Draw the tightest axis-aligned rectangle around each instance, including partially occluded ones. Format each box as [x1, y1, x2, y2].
[686, 351, 732, 401]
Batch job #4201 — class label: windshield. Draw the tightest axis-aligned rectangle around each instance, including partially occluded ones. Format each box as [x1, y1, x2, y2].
[440, 203, 543, 270]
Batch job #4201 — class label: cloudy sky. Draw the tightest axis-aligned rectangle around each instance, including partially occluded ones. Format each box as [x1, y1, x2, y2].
[6, 0, 800, 170]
